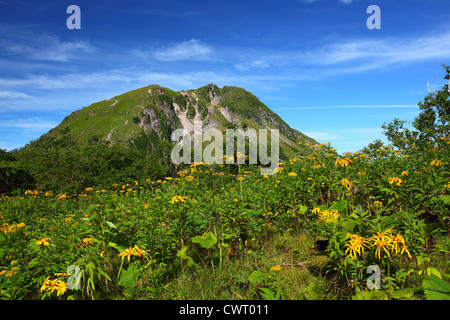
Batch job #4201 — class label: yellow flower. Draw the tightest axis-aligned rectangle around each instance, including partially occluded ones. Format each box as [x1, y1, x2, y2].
[40, 277, 51, 292]
[271, 265, 282, 272]
[335, 158, 352, 168]
[54, 272, 71, 277]
[401, 171, 408, 176]
[374, 200, 383, 207]
[344, 233, 370, 260]
[57, 193, 67, 200]
[388, 177, 405, 187]
[287, 172, 298, 177]
[340, 178, 352, 190]
[170, 195, 188, 203]
[85, 187, 94, 192]
[82, 237, 93, 245]
[317, 209, 339, 223]
[24, 190, 33, 195]
[389, 234, 405, 255]
[118, 248, 135, 261]
[369, 231, 393, 260]
[430, 159, 443, 167]
[236, 176, 245, 182]
[312, 207, 321, 214]
[400, 243, 412, 260]
[6, 222, 25, 233]
[132, 245, 149, 258]
[55, 280, 68, 296]
[36, 237, 51, 246]
[185, 175, 194, 181]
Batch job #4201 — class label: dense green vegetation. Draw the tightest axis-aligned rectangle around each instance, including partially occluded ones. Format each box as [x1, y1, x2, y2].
[0, 65, 448, 300]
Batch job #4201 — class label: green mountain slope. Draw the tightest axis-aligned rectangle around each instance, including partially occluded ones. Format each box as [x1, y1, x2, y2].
[25, 83, 316, 159]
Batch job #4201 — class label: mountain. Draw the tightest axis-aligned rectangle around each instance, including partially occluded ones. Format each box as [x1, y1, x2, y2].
[26, 84, 316, 159]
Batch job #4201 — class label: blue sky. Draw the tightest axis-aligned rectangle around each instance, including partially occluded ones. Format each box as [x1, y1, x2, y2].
[0, 0, 449, 153]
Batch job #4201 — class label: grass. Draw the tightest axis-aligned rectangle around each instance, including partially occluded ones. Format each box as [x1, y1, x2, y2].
[158, 230, 337, 300]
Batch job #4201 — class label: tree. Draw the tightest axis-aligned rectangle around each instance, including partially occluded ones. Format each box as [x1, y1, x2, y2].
[382, 64, 450, 152]
[0, 149, 35, 194]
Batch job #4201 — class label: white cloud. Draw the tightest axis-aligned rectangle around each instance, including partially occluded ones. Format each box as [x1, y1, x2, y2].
[151, 39, 213, 62]
[0, 118, 58, 131]
[0, 91, 32, 99]
[1, 34, 95, 62]
[275, 105, 418, 110]
[304, 32, 450, 68]
[232, 32, 450, 76]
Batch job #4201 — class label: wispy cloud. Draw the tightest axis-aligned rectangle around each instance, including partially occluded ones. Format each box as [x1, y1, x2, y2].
[0, 118, 58, 131]
[1, 34, 95, 62]
[0, 91, 32, 99]
[149, 39, 214, 62]
[275, 104, 418, 110]
[233, 32, 450, 75]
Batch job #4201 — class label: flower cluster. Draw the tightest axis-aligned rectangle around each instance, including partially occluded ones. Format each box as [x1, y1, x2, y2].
[170, 195, 188, 204]
[313, 207, 340, 223]
[388, 177, 405, 186]
[270, 265, 282, 272]
[335, 158, 352, 168]
[40, 276, 68, 296]
[117, 245, 149, 261]
[344, 230, 411, 260]
[36, 237, 51, 246]
[1, 222, 25, 234]
[430, 159, 443, 167]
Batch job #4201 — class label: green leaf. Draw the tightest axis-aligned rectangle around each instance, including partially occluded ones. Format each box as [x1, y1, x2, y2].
[298, 205, 308, 215]
[422, 275, 450, 300]
[118, 264, 140, 287]
[191, 232, 217, 249]
[259, 287, 282, 300]
[105, 221, 117, 229]
[329, 199, 347, 212]
[352, 288, 388, 300]
[437, 195, 450, 205]
[176, 246, 195, 267]
[248, 271, 270, 284]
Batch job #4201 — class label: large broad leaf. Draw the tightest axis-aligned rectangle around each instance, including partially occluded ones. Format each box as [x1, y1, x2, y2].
[329, 199, 347, 212]
[422, 275, 450, 300]
[191, 232, 217, 249]
[118, 264, 140, 287]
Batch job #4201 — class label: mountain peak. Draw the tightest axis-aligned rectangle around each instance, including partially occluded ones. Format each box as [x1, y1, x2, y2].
[26, 84, 317, 158]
